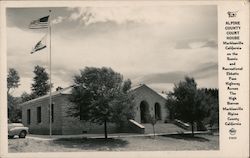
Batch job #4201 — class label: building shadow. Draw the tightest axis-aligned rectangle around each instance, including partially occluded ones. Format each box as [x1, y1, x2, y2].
[52, 137, 129, 151]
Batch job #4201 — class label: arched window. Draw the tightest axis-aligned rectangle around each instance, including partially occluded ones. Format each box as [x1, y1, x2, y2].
[154, 103, 161, 120]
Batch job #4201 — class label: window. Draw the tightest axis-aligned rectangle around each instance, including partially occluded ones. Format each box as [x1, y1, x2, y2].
[27, 109, 31, 125]
[37, 107, 41, 123]
[51, 103, 54, 123]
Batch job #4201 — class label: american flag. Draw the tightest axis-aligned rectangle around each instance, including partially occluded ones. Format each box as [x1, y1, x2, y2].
[29, 15, 49, 29]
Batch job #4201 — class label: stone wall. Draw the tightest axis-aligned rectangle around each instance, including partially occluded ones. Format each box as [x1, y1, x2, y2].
[21, 95, 63, 135]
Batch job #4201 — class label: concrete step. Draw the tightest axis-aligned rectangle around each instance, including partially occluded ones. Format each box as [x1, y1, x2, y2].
[142, 123, 187, 134]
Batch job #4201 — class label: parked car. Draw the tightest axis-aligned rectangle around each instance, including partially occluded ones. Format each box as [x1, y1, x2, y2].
[8, 123, 28, 138]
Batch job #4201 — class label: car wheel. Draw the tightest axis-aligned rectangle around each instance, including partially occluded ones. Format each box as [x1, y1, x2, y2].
[19, 131, 27, 138]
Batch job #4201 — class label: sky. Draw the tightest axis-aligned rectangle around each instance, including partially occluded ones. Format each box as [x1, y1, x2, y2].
[6, 6, 218, 96]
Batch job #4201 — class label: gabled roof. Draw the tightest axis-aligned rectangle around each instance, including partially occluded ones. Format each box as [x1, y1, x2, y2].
[20, 86, 74, 106]
[130, 84, 167, 100]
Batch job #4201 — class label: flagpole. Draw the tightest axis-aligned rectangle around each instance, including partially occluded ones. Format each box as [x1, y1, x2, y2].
[49, 9, 52, 137]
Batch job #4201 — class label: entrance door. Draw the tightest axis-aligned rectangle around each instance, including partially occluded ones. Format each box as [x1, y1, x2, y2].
[140, 101, 150, 123]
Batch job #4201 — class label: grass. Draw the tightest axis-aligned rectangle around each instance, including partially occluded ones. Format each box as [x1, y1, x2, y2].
[163, 134, 210, 142]
[53, 138, 128, 151]
[8, 134, 219, 152]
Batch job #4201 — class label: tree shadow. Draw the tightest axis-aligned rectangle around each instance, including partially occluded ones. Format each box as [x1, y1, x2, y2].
[52, 137, 128, 151]
[163, 134, 210, 142]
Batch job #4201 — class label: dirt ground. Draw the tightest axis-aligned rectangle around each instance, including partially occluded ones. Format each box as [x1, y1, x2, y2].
[8, 134, 219, 152]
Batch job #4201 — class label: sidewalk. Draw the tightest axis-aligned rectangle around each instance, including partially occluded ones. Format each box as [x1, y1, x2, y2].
[27, 131, 210, 141]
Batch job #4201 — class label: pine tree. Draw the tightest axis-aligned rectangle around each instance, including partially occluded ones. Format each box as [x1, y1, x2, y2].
[31, 65, 50, 97]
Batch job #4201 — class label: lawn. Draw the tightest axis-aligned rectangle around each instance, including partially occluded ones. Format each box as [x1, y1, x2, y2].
[8, 134, 219, 152]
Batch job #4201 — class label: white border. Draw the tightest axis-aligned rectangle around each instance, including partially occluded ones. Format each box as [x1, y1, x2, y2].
[0, 1, 249, 158]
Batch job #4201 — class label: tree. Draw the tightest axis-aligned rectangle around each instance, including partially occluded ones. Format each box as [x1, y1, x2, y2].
[7, 68, 20, 94]
[200, 88, 219, 128]
[166, 76, 208, 136]
[109, 80, 135, 131]
[207, 96, 219, 128]
[69, 67, 135, 139]
[31, 65, 50, 97]
[8, 94, 22, 122]
[20, 92, 36, 103]
[166, 94, 177, 121]
[7, 68, 21, 122]
[147, 114, 157, 139]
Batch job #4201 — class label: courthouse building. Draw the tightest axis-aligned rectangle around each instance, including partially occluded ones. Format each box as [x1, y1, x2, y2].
[20, 84, 170, 135]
